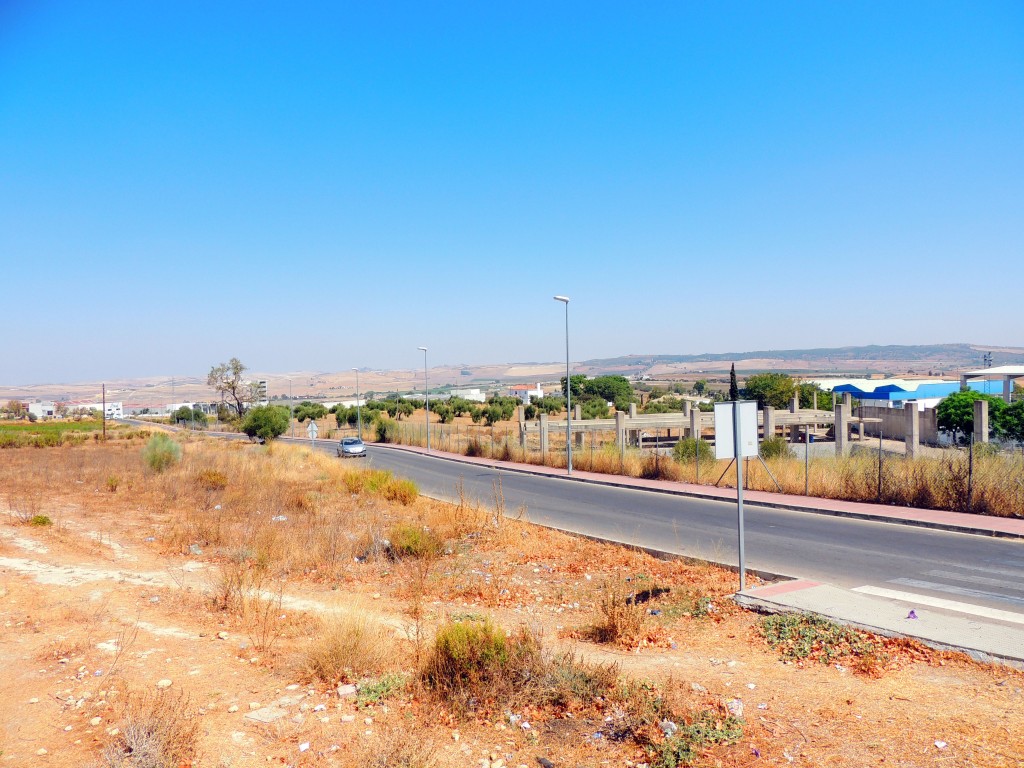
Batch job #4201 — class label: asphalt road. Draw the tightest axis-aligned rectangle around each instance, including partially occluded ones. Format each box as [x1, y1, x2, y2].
[343, 442, 1024, 618]
[132, 422, 1024, 619]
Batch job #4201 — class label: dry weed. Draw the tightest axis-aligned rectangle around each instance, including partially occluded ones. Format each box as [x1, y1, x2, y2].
[98, 687, 200, 768]
[302, 612, 396, 685]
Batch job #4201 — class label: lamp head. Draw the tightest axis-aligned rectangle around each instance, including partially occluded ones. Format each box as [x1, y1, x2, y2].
[553, 295, 569, 303]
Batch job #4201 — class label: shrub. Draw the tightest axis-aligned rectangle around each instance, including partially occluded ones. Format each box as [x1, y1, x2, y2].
[356, 673, 408, 708]
[99, 688, 200, 768]
[591, 581, 647, 645]
[541, 653, 619, 710]
[383, 478, 419, 506]
[303, 613, 393, 685]
[196, 468, 228, 491]
[29, 514, 53, 527]
[421, 619, 540, 711]
[654, 709, 744, 768]
[672, 437, 715, 464]
[106, 475, 120, 493]
[142, 433, 181, 472]
[759, 435, 793, 460]
[387, 522, 442, 559]
[240, 405, 290, 442]
[376, 418, 399, 443]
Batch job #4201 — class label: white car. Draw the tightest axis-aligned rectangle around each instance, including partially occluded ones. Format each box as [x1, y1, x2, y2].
[337, 437, 367, 458]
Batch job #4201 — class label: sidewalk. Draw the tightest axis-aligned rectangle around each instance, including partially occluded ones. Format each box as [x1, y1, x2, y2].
[370, 441, 1024, 540]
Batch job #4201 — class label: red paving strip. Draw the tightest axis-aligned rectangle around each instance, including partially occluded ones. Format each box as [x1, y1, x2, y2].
[745, 579, 821, 597]
[373, 442, 1024, 539]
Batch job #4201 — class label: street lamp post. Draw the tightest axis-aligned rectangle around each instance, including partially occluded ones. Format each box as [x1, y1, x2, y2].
[352, 367, 362, 440]
[554, 295, 571, 475]
[288, 377, 294, 438]
[418, 346, 430, 451]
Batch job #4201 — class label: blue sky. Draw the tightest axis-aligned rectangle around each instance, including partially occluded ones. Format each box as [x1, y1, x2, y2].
[2, 2, 1022, 384]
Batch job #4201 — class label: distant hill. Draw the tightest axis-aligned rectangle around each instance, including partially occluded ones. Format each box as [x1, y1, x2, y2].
[578, 344, 1024, 377]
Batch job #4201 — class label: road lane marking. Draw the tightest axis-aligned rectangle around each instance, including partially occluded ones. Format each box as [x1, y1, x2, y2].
[854, 585, 1024, 625]
[888, 578, 1024, 608]
[924, 569, 1024, 592]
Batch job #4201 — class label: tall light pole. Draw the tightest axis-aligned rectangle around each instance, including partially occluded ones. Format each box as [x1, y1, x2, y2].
[418, 346, 430, 451]
[288, 377, 294, 438]
[554, 295, 571, 475]
[352, 367, 362, 440]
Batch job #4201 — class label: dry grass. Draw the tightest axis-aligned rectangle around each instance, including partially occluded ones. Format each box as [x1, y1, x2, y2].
[98, 688, 200, 768]
[590, 579, 649, 645]
[302, 611, 397, 685]
[4, 437, 1023, 767]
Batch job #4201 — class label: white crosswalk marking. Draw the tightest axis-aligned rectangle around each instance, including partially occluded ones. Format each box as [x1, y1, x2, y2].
[853, 585, 1024, 626]
[889, 578, 1024, 608]
[924, 569, 1024, 591]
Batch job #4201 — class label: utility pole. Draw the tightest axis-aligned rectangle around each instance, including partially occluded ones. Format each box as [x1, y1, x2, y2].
[102, 383, 106, 441]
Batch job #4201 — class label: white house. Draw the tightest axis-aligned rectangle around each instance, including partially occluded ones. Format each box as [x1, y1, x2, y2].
[28, 402, 56, 420]
[79, 402, 124, 419]
[507, 383, 545, 403]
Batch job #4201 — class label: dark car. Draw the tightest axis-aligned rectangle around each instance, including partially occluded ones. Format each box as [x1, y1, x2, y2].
[337, 437, 367, 458]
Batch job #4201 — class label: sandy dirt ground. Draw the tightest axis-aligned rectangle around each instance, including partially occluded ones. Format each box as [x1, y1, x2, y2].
[1, 438, 1022, 767]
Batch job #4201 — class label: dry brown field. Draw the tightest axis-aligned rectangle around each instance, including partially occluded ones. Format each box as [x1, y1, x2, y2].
[1, 436, 1022, 767]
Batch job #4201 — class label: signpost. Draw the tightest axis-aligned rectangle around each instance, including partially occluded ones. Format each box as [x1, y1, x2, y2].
[714, 401, 759, 592]
[306, 420, 318, 447]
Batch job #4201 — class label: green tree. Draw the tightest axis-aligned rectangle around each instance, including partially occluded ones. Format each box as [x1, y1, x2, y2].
[743, 373, 795, 410]
[693, 379, 708, 396]
[207, 358, 259, 416]
[295, 401, 327, 423]
[560, 375, 589, 400]
[1000, 400, 1024, 442]
[432, 402, 455, 424]
[171, 406, 208, 427]
[798, 383, 833, 411]
[729, 364, 739, 401]
[936, 391, 1006, 440]
[241, 405, 290, 442]
[482, 404, 504, 426]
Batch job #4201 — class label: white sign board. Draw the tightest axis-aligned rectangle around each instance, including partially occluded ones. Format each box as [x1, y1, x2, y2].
[306, 421, 319, 440]
[714, 401, 759, 460]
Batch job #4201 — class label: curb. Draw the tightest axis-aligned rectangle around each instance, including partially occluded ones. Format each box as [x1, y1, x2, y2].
[366, 441, 1024, 541]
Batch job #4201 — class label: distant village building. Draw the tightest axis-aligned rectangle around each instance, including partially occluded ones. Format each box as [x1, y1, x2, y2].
[28, 402, 57, 420]
[507, 383, 545, 404]
[76, 402, 124, 419]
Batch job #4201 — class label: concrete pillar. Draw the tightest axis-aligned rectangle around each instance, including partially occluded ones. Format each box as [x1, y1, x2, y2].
[689, 408, 701, 441]
[1004, 376, 1012, 403]
[788, 425, 800, 443]
[835, 403, 849, 456]
[790, 393, 799, 413]
[574, 403, 581, 421]
[842, 392, 853, 409]
[629, 402, 637, 418]
[904, 401, 919, 459]
[539, 413, 549, 455]
[682, 399, 691, 417]
[973, 399, 989, 443]
[615, 410, 626, 447]
[812, 390, 818, 410]
[763, 406, 775, 440]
